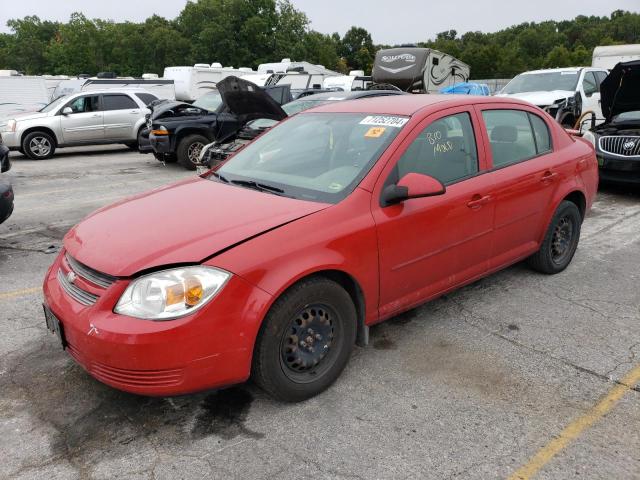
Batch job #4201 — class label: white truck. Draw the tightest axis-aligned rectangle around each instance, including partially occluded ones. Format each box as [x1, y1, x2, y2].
[592, 45, 640, 70]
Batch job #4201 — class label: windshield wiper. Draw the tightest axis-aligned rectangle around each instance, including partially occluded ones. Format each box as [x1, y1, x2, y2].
[230, 179, 286, 195]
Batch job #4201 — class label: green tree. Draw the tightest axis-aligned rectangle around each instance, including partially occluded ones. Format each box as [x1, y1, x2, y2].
[340, 26, 375, 72]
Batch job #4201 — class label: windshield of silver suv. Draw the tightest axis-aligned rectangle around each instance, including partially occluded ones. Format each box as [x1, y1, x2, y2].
[215, 112, 406, 203]
[39, 96, 67, 113]
[502, 71, 580, 94]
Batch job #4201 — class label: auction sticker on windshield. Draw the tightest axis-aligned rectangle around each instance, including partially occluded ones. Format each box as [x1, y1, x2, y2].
[365, 127, 386, 138]
[360, 115, 409, 128]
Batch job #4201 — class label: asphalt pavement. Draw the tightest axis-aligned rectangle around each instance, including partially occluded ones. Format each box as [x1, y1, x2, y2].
[0, 145, 638, 479]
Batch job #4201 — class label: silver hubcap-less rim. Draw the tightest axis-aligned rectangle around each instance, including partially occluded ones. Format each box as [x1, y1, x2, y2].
[187, 142, 204, 164]
[29, 137, 52, 157]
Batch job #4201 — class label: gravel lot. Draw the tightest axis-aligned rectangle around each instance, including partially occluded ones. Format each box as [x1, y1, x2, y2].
[0, 145, 639, 480]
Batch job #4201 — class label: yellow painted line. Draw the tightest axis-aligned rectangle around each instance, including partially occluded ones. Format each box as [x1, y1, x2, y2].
[0, 287, 41, 301]
[508, 364, 640, 480]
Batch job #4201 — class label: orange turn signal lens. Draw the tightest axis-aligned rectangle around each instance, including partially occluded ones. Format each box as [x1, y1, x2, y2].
[184, 277, 204, 307]
[165, 284, 185, 306]
[151, 129, 169, 135]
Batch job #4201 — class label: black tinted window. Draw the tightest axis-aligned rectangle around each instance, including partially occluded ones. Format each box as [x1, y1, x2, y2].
[528, 113, 552, 154]
[66, 95, 100, 113]
[134, 93, 158, 106]
[103, 94, 137, 110]
[396, 112, 478, 185]
[482, 110, 537, 168]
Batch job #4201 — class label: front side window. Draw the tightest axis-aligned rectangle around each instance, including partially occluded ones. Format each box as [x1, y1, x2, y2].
[217, 113, 407, 203]
[482, 109, 550, 168]
[103, 94, 137, 111]
[66, 95, 100, 113]
[394, 112, 479, 185]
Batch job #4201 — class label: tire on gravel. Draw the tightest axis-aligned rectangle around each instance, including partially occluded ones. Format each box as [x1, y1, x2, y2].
[528, 200, 582, 274]
[252, 277, 357, 402]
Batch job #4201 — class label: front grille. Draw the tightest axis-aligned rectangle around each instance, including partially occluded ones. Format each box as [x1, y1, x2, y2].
[91, 361, 184, 388]
[599, 136, 640, 157]
[57, 269, 99, 306]
[65, 254, 117, 289]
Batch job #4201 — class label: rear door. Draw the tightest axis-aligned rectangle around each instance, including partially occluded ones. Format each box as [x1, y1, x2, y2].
[474, 105, 560, 268]
[372, 106, 495, 318]
[59, 94, 103, 143]
[102, 93, 140, 140]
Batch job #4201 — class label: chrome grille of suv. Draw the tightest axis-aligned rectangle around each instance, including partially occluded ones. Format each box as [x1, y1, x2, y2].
[57, 269, 99, 306]
[600, 136, 640, 157]
[65, 254, 117, 288]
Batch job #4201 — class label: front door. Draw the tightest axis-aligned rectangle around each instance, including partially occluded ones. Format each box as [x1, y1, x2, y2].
[59, 95, 103, 143]
[372, 107, 495, 319]
[580, 71, 602, 120]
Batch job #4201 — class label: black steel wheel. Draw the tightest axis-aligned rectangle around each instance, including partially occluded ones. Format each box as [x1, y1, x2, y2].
[252, 277, 357, 402]
[528, 200, 582, 274]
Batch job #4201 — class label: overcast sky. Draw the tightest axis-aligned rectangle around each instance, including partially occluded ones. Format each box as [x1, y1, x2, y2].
[0, 0, 637, 44]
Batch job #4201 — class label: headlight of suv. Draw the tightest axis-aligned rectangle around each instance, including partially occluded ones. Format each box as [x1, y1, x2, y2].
[115, 266, 230, 320]
[1, 119, 16, 133]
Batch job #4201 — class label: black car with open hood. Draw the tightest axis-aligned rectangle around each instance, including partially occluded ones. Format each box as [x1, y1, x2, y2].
[585, 61, 640, 184]
[148, 76, 289, 170]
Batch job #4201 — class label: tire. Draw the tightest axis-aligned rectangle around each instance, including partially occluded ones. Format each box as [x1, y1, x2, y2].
[252, 277, 357, 402]
[22, 131, 55, 160]
[177, 134, 209, 170]
[528, 201, 582, 274]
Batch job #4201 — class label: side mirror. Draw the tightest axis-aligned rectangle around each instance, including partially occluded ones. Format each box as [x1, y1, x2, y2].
[62, 107, 73, 115]
[382, 172, 446, 206]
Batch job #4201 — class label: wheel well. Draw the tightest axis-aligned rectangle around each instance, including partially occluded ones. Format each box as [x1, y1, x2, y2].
[563, 191, 586, 220]
[21, 127, 58, 147]
[298, 270, 368, 347]
[176, 129, 212, 146]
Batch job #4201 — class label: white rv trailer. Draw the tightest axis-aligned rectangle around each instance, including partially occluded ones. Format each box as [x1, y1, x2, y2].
[53, 77, 176, 101]
[0, 74, 50, 117]
[163, 64, 256, 102]
[323, 72, 372, 92]
[592, 44, 640, 70]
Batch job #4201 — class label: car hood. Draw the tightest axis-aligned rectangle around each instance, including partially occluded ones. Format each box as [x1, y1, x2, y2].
[601, 60, 640, 122]
[1, 111, 50, 122]
[64, 177, 328, 277]
[496, 90, 573, 106]
[217, 76, 287, 122]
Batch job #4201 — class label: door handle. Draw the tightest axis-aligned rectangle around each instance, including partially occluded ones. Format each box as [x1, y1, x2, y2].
[130, 110, 140, 114]
[467, 194, 492, 209]
[91, 114, 100, 118]
[541, 171, 559, 183]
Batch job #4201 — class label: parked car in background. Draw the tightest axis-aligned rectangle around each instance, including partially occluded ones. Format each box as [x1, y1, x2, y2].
[43, 95, 597, 401]
[496, 67, 609, 127]
[148, 77, 289, 170]
[583, 60, 640, 184]
[0, 89, 157, 159]
[0, 134, 14, 225]
[199, 89, 407, 168]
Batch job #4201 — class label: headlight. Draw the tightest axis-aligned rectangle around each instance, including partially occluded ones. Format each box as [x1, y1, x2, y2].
[1, 120, 16, 133]
[582, 131, 596, 147]
[114, 266, 230, 320]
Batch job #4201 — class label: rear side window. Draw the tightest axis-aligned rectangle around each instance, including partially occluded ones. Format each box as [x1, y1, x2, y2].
[103, 94, 138, 110]
[396, 112, 479, 185]
[529, 114, 551, 154]
[482, 110, 539, 168]
[134, 93, 158, 106]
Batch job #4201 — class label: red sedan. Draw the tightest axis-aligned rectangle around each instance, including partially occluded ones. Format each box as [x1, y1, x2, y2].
[43, 95, 598, 401]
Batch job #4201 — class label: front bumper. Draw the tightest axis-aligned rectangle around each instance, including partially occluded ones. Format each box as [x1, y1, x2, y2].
[42, 252, 273, 396]
[138, 128, 153, 153]
[149, 133, 172, 154]
[598, 152, 640, 184]
[1, 131, 20, 149]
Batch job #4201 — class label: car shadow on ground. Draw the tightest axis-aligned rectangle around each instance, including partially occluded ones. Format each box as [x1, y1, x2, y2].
[598, 181, 640, 199]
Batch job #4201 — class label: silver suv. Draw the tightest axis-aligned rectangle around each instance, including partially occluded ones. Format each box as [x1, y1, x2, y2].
[0, 89, 158, 159]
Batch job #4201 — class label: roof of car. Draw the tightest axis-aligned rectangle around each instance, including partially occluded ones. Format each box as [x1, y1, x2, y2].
[307, 94, 532, 116]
